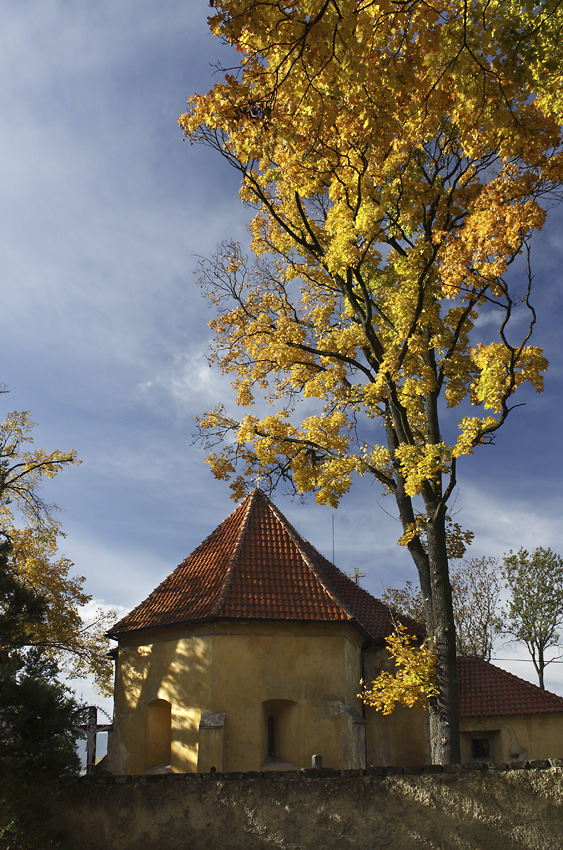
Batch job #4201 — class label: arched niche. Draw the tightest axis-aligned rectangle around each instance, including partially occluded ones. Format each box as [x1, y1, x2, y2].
[262, 699, 298, 769]
[145, 698, 171, 772]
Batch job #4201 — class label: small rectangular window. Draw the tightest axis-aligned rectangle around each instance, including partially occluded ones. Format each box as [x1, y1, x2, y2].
[471, 738, 491, 761]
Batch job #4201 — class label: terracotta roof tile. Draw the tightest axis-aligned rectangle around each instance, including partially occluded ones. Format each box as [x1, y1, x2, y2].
[109, 489, 421, 641]
[458, 656, 563, 716]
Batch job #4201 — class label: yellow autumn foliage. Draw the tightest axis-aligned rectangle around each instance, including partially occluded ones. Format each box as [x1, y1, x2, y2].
[0, 411, 115, 695]
[360, 624, 438, 714]
[183, 0, 562, 514]
[182, 0, 563, 760]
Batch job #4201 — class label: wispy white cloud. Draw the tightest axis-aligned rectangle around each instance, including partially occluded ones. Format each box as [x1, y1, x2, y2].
[455, 477, 563, 559]
[140, 347, 235, 411]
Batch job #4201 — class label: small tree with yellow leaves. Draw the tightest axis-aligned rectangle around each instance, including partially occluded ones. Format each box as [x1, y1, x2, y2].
[0, 411, 115, 695]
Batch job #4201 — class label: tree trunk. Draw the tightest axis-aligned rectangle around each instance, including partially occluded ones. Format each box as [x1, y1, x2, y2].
[425, 513, 461, 764]
[537, 645, 545, 690]
[386, 400, 460, 763]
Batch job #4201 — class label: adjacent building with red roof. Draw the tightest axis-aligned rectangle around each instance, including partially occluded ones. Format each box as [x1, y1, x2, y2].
[457, 656, 563, 762]
[106, 490, 563, 774]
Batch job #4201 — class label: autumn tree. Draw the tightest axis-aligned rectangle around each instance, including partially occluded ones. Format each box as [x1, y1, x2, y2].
[0, 539, 86, 849]
[0, 410, 115, 695]
[501, 547, 563, 689]
[0, 539, 43, 657]
[181, 1, 563, 762]
[383, 556, 501, 661]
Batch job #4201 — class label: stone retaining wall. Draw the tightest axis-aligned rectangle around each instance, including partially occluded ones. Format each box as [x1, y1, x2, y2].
[53, 761, 563, 850]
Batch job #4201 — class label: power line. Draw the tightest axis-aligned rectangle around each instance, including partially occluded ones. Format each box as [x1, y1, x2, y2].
[492, 657, 563, 664]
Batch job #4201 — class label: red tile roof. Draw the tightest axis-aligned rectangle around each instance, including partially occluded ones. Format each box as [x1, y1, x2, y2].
[109, 488, 421, 641]
[458, 656, 563, 716]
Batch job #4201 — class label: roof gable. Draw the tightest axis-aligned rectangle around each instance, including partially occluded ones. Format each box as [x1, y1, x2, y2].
[458, 657, 563, 716]
[109, 489, 420, 641]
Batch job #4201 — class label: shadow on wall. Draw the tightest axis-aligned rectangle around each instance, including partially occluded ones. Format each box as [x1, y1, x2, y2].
[107, 633, 209, 775]
[53, 763, 563, 850]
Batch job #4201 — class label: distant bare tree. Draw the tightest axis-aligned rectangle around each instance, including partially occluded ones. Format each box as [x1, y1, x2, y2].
[383, 557, 501, 661]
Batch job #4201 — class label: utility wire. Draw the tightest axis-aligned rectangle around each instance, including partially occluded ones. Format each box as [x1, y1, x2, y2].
[492, 657, 563, 664]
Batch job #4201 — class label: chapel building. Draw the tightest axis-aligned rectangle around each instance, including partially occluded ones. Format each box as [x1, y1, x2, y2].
[106, 489, 563, 774]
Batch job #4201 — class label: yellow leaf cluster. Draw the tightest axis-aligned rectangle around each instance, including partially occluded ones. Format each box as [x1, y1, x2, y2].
[359, 624, 438, 714]
[469, 343, 547, 412]
[395, 443, 452, 498]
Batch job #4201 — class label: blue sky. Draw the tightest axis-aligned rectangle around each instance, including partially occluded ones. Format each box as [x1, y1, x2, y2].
[3, 0, 563, 723]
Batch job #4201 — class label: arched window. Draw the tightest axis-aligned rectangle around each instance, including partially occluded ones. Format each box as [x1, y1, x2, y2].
[145, 698, 171, 771]
[267, 715, 276, 758]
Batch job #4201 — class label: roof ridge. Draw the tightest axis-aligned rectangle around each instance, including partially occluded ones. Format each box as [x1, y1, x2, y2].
[211, 489, 257, 616]
[266, 498, 359, 626]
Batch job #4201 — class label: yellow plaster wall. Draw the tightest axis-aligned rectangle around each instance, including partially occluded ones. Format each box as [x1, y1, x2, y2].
[362, 645, 429, 766]
[108, 625, 212, 774]
[460, 713, 563, 762]
[366, 704, 429, 766]
[107, 620, 366, 775]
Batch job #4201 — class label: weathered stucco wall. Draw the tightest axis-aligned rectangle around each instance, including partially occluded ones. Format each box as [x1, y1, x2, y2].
[363, 645, 429, 765]
[109, 621, 563, 776]
[53, 763, 563, 850]
[109, 620, 367, 775]
[459, 713, 563, 763]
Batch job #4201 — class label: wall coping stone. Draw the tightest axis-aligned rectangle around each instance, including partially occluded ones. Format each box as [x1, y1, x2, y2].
[78, 761, 563, 787]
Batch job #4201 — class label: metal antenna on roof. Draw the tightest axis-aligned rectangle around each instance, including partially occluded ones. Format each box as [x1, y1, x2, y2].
[332, 513, 335, 563]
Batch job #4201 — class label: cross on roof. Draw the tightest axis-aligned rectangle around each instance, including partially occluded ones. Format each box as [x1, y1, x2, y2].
[348, 567, 365, 586]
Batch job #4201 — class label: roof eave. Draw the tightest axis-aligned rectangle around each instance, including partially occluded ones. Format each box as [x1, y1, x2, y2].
[107, 612, 373, 641]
